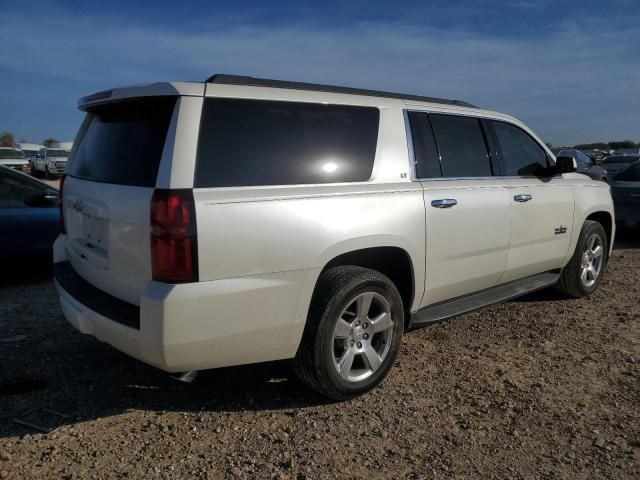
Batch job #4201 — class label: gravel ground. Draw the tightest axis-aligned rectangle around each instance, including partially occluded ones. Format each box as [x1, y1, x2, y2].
[0, 230, 639, 479]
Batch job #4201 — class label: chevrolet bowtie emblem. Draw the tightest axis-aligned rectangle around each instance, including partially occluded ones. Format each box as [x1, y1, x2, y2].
[72, 200, 84, 213]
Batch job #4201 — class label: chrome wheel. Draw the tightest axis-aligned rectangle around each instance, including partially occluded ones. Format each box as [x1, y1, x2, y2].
[331, 292, 394, 383]
[580, 233, 604, 288]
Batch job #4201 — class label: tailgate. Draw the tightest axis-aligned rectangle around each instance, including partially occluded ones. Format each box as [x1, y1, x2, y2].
[63, 177, 153, 305]
[61, 96, 178, 305]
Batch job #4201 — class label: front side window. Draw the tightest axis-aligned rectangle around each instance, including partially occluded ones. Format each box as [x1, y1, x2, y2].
[491, 121, 547, 176]
[429, 114, 492, 177]
[576, 150, 592, 166]
[195, 98, 379, 187]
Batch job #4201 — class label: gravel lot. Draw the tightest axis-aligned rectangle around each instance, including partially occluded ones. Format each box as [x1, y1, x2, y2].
[1, 229, 638, 479]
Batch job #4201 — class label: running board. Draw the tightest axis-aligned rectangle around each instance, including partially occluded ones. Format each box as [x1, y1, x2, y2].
[409, 271, 560, 329]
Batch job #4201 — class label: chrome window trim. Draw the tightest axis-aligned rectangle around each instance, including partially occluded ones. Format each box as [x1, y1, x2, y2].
[403, 109, 419, 181]
[403, 108, 560, 182]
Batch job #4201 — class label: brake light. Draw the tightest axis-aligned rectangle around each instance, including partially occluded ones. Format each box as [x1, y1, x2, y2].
[150, 189, 198, 283]
[59, 175, 66, 234]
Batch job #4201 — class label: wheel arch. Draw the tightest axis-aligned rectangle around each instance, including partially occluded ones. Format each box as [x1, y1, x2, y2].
[585, 210, 613, 252]
[318, 245, 416, 317]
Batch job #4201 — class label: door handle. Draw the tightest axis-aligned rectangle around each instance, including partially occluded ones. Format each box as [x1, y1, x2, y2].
[431, 198, 458, 208]
[514, 194, 533, 203]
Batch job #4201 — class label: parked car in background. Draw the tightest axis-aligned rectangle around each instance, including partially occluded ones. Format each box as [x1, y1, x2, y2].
[15, 142, 44, 164]
[610, 160, 640, 228]
[584, 149, 609, 163]
[0, 165, 60, 260]
[601, 154, 640, 177]
[32, 147, 70, 178]
[556, 149, 607, 181]
[614, 149, 640, 155]
[0, 147, 30, 174]
[53, 75, 615, 400]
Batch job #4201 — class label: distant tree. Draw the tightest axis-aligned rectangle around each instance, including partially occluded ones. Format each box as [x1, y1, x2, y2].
[0, 131, 15, 147]
[19, 138, 28, 143]
[42, 138, 59, 148]
[609, 140, 636, 150]
[545, 142, 553, 148]
[575, 142, 609, 150]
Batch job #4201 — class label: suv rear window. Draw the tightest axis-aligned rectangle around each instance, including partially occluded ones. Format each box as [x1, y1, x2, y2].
[69, 97, 176, 187]
[194, 98, 379, 187]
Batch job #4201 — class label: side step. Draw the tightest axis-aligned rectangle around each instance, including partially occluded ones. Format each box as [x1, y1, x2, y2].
[409, 271, 560, 329]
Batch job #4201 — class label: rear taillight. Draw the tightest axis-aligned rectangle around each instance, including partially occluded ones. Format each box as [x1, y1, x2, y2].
[59, 175, 66, 234]
[150, 189, 198, 283]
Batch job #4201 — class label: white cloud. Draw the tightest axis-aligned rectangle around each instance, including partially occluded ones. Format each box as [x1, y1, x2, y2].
[0, 7, 638, 144]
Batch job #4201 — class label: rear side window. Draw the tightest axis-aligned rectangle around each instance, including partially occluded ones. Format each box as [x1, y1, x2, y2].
[69, 97, 177, 187]
[195, 98, 379, 187]
[603, 155, 638, 164]
[429, 114, 492, 177]
[407, 112, 441, 178]
[491, 121, 548, 176]
[615, 163, 640, 181]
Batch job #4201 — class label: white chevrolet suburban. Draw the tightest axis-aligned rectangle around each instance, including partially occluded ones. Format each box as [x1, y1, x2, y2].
[54, 75, 615, 400]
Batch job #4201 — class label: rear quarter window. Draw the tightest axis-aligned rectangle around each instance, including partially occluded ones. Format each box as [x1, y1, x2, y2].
[194, 98, 379, 187]
[69, 97, 177, 187]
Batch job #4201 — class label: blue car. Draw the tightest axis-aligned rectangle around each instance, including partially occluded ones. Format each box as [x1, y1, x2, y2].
[610, 160, 640, 227]
[0, 165, 60, 260]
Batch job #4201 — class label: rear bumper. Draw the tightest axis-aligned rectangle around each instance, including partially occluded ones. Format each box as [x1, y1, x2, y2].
[53, 236, 315, 372]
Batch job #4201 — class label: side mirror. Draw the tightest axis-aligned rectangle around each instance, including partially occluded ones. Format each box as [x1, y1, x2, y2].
[555, 156, 577, 174]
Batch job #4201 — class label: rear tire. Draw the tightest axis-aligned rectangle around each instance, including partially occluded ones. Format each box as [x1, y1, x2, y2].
[293, 266, 404, 400]
[556, 220, 608, 298]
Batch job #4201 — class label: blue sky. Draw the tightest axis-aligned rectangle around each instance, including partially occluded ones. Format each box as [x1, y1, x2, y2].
[1, 0, 639, 146]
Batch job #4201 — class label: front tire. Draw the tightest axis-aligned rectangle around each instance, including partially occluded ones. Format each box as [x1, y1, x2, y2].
[556, 220, 608, 298]
[293, 266, 404, 400]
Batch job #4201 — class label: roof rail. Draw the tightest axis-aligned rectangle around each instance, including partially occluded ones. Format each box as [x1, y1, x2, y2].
[206, 74, 477, 108]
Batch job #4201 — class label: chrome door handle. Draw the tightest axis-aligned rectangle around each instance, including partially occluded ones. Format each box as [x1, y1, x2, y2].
[431, 198, 458, 208]
[514, 194, 533, 202]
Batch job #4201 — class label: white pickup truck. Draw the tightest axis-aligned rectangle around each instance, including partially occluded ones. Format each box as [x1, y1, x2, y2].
[32, 147, 70, 178]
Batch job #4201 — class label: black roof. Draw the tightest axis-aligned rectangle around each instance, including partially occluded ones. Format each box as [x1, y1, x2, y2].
[206, 74, 477, 109]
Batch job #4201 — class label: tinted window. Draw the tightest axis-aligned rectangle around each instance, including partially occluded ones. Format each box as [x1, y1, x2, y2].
[429, 114, 492, 177]
[615, 163, 640, 181]
[195, 98, 379, 187]
[407, 112, 441, 178]
[576, 151, 592, 166]
[0, 168, 45, 208]
[603, 155, 639, 164]
[0, 149, 24, 159]
[492, 121, 547, 176]
[69, 97, 176, 187]
[558, 150, 576, 158]
[46, 149, 68, 158]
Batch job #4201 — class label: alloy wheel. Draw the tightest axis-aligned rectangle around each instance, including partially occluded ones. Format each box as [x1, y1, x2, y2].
[580, 233, 604, 288]
[331, 292, 394, 382]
